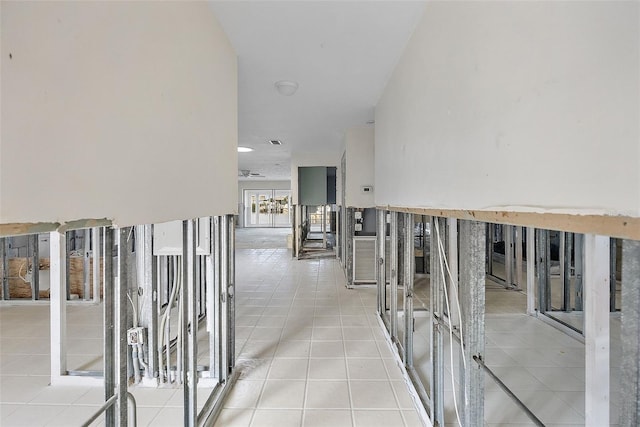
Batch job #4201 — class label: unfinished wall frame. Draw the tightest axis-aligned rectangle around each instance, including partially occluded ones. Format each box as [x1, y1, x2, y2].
[374, 207, 633, 426]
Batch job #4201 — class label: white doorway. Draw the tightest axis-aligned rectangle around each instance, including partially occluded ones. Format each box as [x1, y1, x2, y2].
[244, 189, 292, 228]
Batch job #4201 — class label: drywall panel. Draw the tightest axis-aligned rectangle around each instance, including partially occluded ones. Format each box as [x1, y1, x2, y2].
[345, 127, 375, 208]
[376, 1, 640, 218]
[1, 1, 238, 228]
[299, 167, 328, 206]
[291, 151, 341, 205]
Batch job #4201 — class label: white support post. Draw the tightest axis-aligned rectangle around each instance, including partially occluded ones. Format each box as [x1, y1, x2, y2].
[526, 227, 536, 315]
[583, 234, 610, 427]
[50, 231, 67, 383]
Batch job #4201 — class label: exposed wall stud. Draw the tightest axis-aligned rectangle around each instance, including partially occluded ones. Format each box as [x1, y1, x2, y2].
[429, 217, 445, 426]
[403, 213, 414, 367]
[526, 227, 536, 315]
[376, 209, 387, 316]
[389, 211, 399, 344]
[182, 220, 198, 426]
[31, 234, 40, 300]
[459, 219, 486, 426]
[583, 234, 610, 426]
[50, 231, 67, 383]
[620, 239, 640, 426]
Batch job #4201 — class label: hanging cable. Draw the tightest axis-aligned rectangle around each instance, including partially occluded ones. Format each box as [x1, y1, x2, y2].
[434, 217, 464, 427]
[435, 219, 467, 368]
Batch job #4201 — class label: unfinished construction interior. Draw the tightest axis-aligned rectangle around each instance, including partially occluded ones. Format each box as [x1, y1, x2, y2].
[1, 1, 639, 426]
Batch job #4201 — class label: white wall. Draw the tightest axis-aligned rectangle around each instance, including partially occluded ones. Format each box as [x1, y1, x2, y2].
[291, 151, 342, 205]
[345, 127, 375, 208]
[237, 180, 291, 227]
[1, 1, 238, 227]
[376, 1, 639, 218]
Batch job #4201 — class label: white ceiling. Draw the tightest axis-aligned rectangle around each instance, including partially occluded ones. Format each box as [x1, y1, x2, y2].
[208, 1, 426, 181]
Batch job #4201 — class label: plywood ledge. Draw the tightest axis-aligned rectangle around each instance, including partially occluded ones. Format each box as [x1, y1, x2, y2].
[0, 218, 112, 237]
[378, 206, 640, 241]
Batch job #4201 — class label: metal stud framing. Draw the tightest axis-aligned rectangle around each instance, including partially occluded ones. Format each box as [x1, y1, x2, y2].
[403, 213, 414, 367]
[620, 239, 640, 426]
[346, 208, 355, 288]
[389, 211, 399, 344]
[30, 234, 40, 300]
[136, 225, 158, 382]
[526, 227, 536, 315]
[429, 216, 445, 427]
[183, 220, 198, 426]
[536, 229, 551, 313]
[574, 233, 584, 312]
[104, 228, 115, 425]
[376, 209, 387, 316]
[458, 219, 486, 427]
[92, 228, 101, 304]
[115, 227, 130, 426]
[505, 225, 513, 288]
[1, 238, 8, 299]
[562, 232, 573, 312]
[515, 226, 523, 291]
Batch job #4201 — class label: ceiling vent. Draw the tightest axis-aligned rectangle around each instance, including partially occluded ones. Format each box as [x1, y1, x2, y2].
[269, 140, 282, 146]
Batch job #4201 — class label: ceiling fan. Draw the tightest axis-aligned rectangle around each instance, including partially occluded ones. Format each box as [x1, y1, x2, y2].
[238, 169, 265, 178]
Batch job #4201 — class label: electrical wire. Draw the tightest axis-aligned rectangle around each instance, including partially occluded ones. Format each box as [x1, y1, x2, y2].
[127, 293, 138, 329]
[434, 217, 465, 427]
[435, 219, 467, 368]
[18, 260, 29, 283]
[158, 255, 180, 383]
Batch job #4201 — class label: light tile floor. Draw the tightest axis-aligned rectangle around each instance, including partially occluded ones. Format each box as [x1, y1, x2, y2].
[217, 245, 425, 426]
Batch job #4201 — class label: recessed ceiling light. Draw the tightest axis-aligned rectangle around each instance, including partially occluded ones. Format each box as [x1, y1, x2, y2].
[366, 120, 375, 125]
[275, 80, 299, 96]
[269, 140, 282, 145]
[237, 147, 253, 153]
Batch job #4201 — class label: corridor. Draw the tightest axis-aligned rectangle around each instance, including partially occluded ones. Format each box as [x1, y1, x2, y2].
[216, 228, 424, 426]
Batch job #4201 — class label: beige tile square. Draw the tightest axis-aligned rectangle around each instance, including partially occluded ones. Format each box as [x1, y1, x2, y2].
[344, 340, 380, 358]
[281, 327, 313, 341]
[391, 381, 417, 409]
[258, 380, 306, 409]
[224, 380, 264, 408]
[353, 410, 404, 427]
[348, 359, 388, 380]
[312, 327, 343, 340]
[252, 409, 303, 427]
[341, 316, 369, 327]
[303, 409, 352, 427]
[275, 340, 311, 358]
[237, 358, 271, 380]
[314, 316, 342, 327]
[305, 381, 350, 409]
[2, 404, 67, 426]
[311, 341, 345, 358]
[403, 410, 425, 427]
[249, 327, 284, 341]
[350, 381, 398, 409]
[343, 327, 374, 341]
[147, 407, 184, 426]
[269, 358, 309, 380]
[309, 358, 347, 380]
[214, 408, 253, 427]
